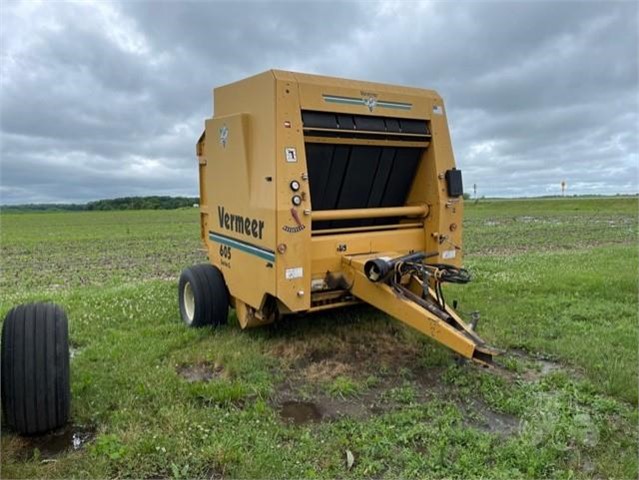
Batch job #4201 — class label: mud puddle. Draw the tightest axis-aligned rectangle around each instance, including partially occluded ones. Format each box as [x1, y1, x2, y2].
[13, 425, 95, 461]
[279, 401, 323, 424]
[176, 362, 224, 382]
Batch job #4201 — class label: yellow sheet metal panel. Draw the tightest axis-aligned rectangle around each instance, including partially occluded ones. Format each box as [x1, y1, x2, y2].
[202, 110, 276, 311]
[274, 76, 312, 311]
[405, 98, 464, 267]
[310, 228, 424, 276]
[274, 70, 439, 120]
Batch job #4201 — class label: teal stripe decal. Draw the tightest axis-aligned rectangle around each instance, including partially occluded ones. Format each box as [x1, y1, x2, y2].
[209, 232, 275, 262]
[376, 100, 412, 110]
[323, 95, 412, 111]
[323, 95, 364, 106]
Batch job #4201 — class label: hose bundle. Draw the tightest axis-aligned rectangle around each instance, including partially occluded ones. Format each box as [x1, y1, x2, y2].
[391, 258, 471, 311]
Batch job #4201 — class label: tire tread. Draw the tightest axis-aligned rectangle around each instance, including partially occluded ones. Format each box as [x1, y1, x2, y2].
[1, 302, 70, 435]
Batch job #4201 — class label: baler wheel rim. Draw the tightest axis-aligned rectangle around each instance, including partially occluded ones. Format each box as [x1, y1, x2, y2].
[183, 281, 195, 324]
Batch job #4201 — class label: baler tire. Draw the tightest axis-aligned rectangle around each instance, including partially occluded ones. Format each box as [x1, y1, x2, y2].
[178, 264, 229, 328]
[1, 303, 71, 435]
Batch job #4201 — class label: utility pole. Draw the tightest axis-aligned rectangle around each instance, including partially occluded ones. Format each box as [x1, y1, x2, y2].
[473, 183, 478, 203]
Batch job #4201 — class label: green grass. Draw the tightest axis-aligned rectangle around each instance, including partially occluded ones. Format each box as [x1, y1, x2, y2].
[1, 197, 637, 479]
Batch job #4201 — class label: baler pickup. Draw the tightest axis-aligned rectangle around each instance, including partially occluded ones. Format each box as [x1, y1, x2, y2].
[342, 252, 499, 366]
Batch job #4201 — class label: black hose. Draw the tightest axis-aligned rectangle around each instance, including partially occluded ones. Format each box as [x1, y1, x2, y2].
[430, 264, 471, 284]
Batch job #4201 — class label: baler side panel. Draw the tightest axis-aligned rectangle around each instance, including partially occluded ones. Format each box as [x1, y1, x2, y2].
[203, 113, 276, 310]
[274, 74, 312, 311]
[203, 72, 278, 313]
[408, 99, 464, 268]
[197, 132, 208, 245]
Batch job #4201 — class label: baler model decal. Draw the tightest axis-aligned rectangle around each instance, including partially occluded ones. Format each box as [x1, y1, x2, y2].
[323, 94, 412, 111]
[209, 231, 276, 262]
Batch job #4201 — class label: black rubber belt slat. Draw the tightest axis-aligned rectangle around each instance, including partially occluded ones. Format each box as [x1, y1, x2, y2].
[399, 118, 428, 134]
[306, 144, 334, 210]
[314, 145, 350, 229]
[328, 147, 355, 229]
[376, 148, 422, 224]
[337, 115, 354, 130]
[379, 148, 420, 206]
[354, 115, 385, 132]
[302, 111, 337, 129]
[331, 146, 382, 229]
[385, 118, 401, 132]
[361, 147, 397, 226]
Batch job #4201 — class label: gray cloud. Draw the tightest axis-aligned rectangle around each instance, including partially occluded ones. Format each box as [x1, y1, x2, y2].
[1, 0, 637, 204]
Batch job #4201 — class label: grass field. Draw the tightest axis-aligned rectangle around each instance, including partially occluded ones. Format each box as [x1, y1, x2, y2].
[1, 197, 637, 479]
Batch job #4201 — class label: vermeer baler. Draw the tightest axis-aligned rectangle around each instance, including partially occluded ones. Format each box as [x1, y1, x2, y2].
[180, 70, 497, 365]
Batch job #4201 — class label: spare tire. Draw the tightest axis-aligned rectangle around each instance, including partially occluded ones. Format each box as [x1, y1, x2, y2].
[1, 303, 70, 435]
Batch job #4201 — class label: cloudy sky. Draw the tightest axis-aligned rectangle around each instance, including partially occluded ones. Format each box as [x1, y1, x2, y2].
[0, 0, 637, 204]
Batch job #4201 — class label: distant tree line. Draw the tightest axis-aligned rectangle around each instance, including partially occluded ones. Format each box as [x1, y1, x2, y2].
[1, 196, 199, 213]
[86, 196, 198, 211]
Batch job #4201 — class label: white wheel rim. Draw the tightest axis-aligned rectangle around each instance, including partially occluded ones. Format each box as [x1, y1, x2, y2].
[183, 281, 195, 323]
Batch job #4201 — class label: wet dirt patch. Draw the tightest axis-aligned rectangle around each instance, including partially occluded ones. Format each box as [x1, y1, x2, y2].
[12, 425, 95, 461]
[268, 321, 576, 438]
[269, 327, 421, 383]
[176, 362, 225, 382]
[538, 359, 562, 376]
[463, 400, 521, 436]
[273, 364, 444, 425]
[268, 321, 454, 424]
[501, 349, 574, 382]
[268, 343, 576, 439]
[275, 389, 379, 424]
[279, 401, 323, 425]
